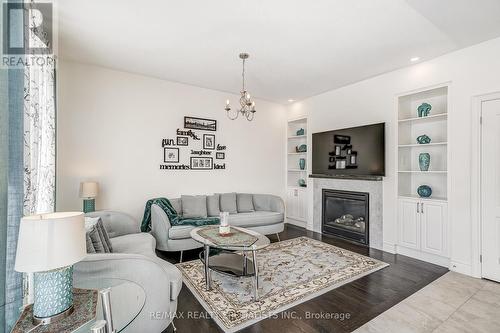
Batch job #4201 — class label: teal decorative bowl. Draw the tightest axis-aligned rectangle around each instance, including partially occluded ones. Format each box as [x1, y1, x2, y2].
[298, 179, 307, 187]
[417, 185, 432, 198]
[296, 128, 305, 136]
[416, 134, 431, 144]
[296, 144, 307, 153]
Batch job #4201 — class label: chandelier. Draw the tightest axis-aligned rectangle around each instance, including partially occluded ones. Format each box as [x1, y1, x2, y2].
[225, 53, 256, 121]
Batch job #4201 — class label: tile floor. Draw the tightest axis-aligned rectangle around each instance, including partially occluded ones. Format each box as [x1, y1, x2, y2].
[354, 272, 500, 333]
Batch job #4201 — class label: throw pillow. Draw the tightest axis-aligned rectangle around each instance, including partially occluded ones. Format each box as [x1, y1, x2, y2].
[87, 225, 106, 253]
[207, 194, 221, 217]
[219, 192, 238, 214]
[86, 233, 96, 253]
[181, 195, 208, 218]
[237, 193, 255, 213]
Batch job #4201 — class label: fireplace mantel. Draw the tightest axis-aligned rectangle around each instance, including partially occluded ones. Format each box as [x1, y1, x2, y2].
[309, 173, 383, 181]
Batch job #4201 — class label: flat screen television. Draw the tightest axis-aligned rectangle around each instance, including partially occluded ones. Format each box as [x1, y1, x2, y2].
[312, 123, 385, 177]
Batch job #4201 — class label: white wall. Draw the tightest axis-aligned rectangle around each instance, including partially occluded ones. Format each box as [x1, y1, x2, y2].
[57, 61, 286, 220]
[288, 37, 500, 277]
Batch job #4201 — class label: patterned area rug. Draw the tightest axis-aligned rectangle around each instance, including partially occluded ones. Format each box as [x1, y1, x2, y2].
[176, 236, 388, 332]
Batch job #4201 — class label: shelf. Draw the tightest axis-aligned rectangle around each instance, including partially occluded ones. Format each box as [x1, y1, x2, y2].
[398, 113, 447, 123]
[288, 169, 307, 172]
[398, 171, 447, 174]
[288, 152, 307, 155]
[287, 185, 307, 190]
[288, 117, 307, 124]
[398, 195, 447, 202]
[398, 142, 447, 148]
[288, 135, 306, 139]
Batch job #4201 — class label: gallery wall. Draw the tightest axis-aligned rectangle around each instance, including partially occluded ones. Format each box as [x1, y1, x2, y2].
[288, 37, 500, 277]
[57, 61, 286, 220]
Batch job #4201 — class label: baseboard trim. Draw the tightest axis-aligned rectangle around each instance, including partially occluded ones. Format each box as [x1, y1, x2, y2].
[383, 242, 396, 254]
[285, 218, 306, 228]
[396, 246, 450, 268]
[449, 260, 473, 276]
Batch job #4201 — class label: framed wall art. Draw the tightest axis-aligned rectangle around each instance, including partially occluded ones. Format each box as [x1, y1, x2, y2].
[184, 116, 217, 131]
[190, 157, 213, 170]
[164, 147, 179, 163]
[176, 136, 189, 146]
[216, 152, 225, 159]
[203, 134, 216, 150]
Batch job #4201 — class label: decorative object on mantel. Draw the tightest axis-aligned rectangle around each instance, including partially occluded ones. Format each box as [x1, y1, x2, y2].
[417, 185, 432, 198]
[417, 102, 432, 117]
[419, 153, 430, 171]
[80, 181, 99, 213]
[224, 53, 256, 121]
[296, 128, 305, 136]
[15, 212, 86, 325]
[299, 158, 306, 170]
[296, 144, 307, 153]
[12, 288, 98, 333]
[298, 179, 306, 187]
[416, 134, 431, 144]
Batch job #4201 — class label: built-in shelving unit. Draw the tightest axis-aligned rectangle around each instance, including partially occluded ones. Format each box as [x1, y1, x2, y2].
[396, 85, 450, 268]
[286, 117, 308, 227]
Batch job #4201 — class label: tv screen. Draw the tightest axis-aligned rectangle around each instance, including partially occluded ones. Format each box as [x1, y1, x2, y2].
[312, 123, 385, 177]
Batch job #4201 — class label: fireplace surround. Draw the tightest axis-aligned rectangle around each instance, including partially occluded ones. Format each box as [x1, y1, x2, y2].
[322, 189, 369, 246]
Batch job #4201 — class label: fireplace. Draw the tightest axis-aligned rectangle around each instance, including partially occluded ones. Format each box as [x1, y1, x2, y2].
[322, 189, 369, 246]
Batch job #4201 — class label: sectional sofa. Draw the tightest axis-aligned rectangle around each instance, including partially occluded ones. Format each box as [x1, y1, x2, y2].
[150, 193, 284, 260]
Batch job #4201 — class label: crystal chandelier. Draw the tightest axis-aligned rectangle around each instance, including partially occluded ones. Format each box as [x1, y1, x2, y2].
[225, 53, 256, 121]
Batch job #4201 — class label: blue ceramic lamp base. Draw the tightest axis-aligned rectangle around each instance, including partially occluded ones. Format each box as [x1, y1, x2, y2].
[83, 198, 95, 213]
[33, 266, 74, 325]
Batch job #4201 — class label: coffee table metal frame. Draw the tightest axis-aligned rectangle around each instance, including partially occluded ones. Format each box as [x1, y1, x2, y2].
[190, 226, 270, 301]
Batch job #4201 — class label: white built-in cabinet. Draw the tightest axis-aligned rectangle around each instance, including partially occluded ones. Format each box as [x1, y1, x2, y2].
[286, 117, 308, 227]
[398, 198, 448, 257]
[396, 85, 450, 267]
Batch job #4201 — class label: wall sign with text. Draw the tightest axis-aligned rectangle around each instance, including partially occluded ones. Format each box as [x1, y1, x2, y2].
[159, 116, 226, 170]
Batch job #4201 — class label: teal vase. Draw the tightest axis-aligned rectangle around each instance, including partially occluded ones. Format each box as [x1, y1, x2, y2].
[419, 153, 430, 171]
[417, 185, 432, 198]
[296, 128, 305, 136]
[299, 158, 306, 170]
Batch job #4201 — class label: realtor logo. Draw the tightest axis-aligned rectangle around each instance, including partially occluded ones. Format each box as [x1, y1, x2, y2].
[3, 2, 53, 55]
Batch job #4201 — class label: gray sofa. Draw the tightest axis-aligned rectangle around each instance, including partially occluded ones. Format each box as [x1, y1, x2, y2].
[74, 211, 182, 333]
[151, 193, 284, 259]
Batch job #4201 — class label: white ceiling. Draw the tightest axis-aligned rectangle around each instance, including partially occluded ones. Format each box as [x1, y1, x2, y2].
[57, 0, 500, 104]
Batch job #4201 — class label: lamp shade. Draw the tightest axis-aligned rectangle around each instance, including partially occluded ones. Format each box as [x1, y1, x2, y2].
[15, 212, 86, 273]
[80, 181, 99, 198]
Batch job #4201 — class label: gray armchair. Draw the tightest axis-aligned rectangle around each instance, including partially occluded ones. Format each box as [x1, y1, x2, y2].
[74, 210, 182, 333]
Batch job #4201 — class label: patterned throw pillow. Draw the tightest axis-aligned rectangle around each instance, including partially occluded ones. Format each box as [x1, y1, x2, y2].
[85, 217, 113, 253]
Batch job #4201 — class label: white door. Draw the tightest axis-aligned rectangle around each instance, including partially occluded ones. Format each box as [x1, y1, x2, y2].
[482, 98, 500, 282]
[398, 198, 420, 250]
[421, 201, 448, 256]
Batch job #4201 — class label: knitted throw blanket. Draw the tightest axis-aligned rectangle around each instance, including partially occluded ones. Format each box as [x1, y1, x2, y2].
[141, 197, 219, 232]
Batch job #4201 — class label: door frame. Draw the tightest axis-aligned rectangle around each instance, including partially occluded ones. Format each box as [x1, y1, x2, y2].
[471, 91, 500, 278]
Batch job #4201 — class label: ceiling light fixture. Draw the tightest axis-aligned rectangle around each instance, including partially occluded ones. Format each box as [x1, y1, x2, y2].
[225, 53, 256, 121]
[410, 57, 420, 62]
[288, 99, 295, 103]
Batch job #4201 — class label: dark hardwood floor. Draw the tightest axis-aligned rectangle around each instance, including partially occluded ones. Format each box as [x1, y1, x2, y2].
[157, 224, 448, 333]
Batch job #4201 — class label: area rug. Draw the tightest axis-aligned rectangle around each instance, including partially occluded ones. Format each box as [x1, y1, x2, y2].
[176, 236, 388, 332]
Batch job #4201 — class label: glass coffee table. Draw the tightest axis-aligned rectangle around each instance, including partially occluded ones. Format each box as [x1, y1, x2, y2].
[190, 226, 270, 301]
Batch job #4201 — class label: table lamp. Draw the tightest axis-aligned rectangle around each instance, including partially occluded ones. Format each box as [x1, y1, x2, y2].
[15, 212, 86, 325]
[80, 181, 99, 213]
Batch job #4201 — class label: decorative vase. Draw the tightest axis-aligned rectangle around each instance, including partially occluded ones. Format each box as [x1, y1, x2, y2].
[298, 179, 306, 187]
[419, 153, 430, 171]
[33, 266, 74, 321]
[299, 158, 306, 170]
[296, 144, 307, 153]
[417, 103, 432, 117]
[417, 185, 432, 198]
[416, 134, 431, 144]
[296, 128, 305, 136]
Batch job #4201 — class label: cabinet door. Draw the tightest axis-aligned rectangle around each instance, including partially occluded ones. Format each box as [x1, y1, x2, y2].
[297, 189, 307, 220]
[286, 188, 298, 218]
[398, 198, 420, 250]
[420, 201, 448, 256]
